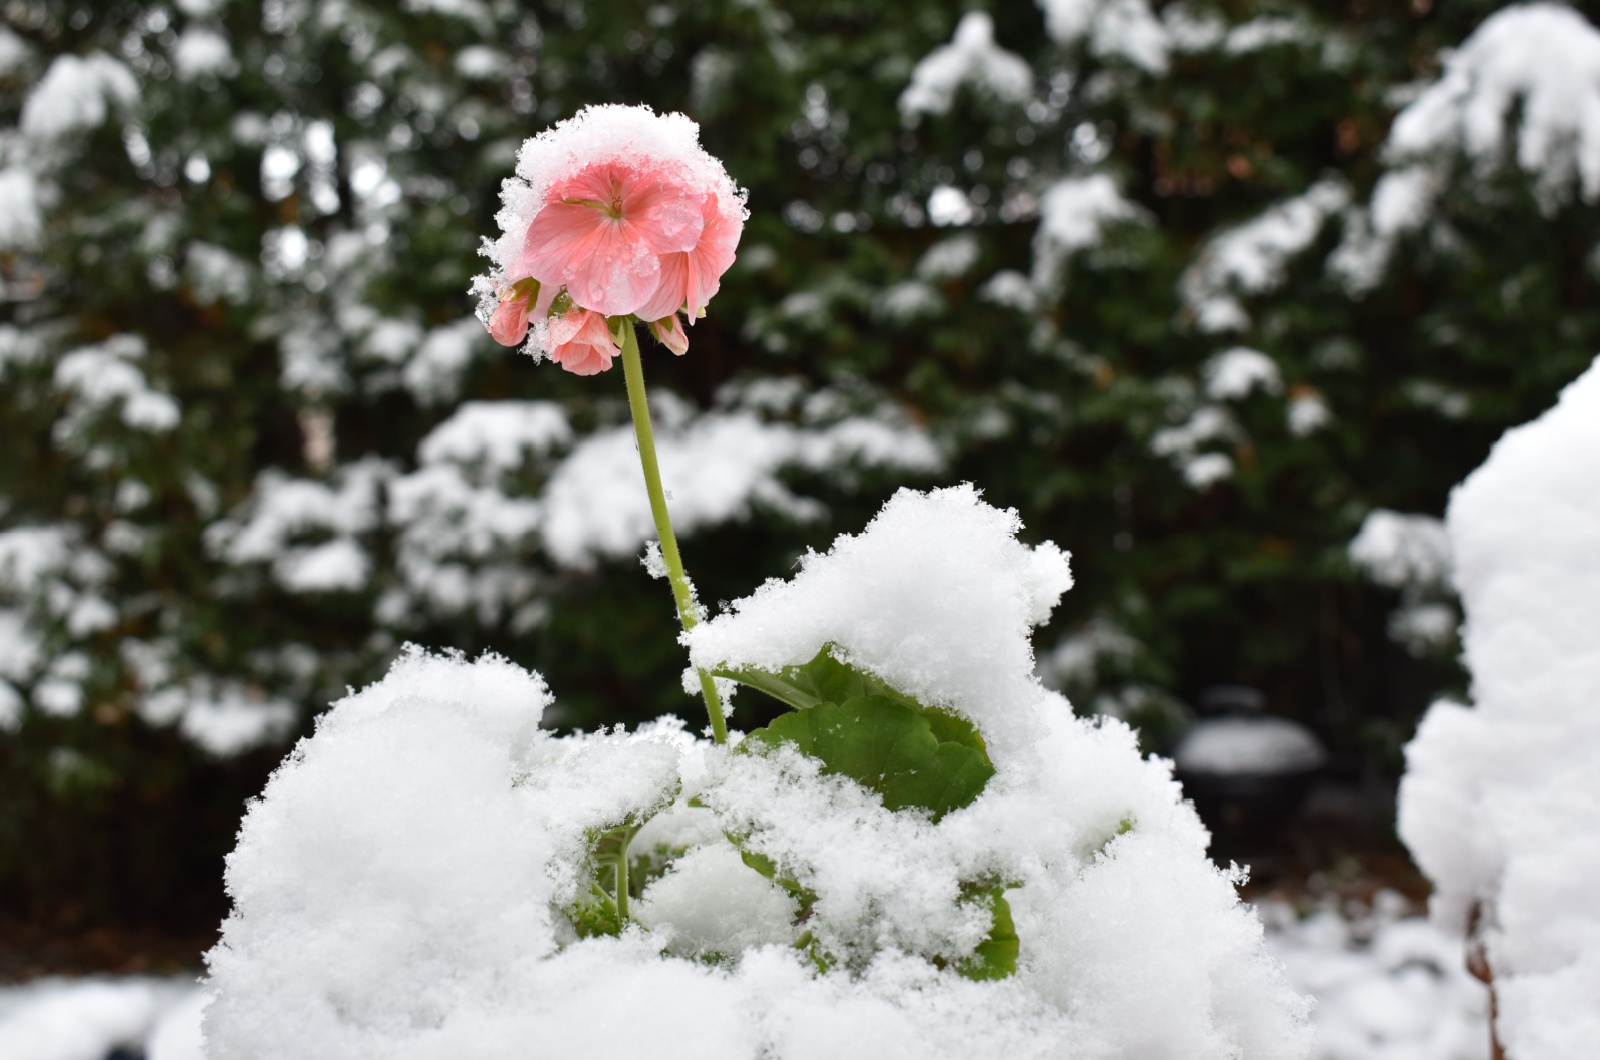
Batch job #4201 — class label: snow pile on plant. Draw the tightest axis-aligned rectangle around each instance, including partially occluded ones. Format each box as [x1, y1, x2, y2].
[1398, 356, 1600, 1059]
[203, 485, 1311, 1059]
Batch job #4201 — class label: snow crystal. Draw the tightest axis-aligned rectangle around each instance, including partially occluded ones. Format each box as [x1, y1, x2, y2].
[205, 492, 1311, 1059]
[1348, 510, 1452, 591]
[1204, 347, 1283, 400]
[1398, 356, 1600, 1057]
[1173, 716, 1325, 775]
[1038, 0, 1170, 75]
[20, 53, 138, 140]
[1181, 179, 1349, 333]
[0, 168, 42, 251]
[640, 539, 668, 580]
[1032, 174, 1148, 288]
[898, 12, 1032, 121]
[172, 27, 235, 80]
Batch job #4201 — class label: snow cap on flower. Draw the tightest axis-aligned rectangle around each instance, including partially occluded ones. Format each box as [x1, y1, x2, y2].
[476, 104, 748, 367]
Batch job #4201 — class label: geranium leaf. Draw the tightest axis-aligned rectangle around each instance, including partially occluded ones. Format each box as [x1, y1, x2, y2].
[741, 692, 994, 822]
[955, 885, 1019, 981]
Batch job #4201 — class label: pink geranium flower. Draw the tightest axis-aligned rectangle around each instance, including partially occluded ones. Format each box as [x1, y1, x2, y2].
[545, 308, 618, 376]
[476, 104, 748, 362]
[522, 162, 704, 318]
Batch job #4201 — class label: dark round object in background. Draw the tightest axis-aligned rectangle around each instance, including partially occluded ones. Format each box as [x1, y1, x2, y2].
[1173, 687, 1326, 859]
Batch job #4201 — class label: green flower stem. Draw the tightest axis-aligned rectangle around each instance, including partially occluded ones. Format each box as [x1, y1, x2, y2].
[615, 830, 631, 923]
[617, 319, 729, 745]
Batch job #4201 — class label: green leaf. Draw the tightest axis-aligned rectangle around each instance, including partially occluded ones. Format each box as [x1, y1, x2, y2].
[722, 647, 1015, 978]
[741, 694, 994, 823]
[955, 886, 1019, 982]
[714, 646, 926, 717]
[722, 646, 996, 822]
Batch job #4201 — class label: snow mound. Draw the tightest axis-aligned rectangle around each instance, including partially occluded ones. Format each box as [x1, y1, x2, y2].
[1398, 356, 1600, 1059]
[205, 489, 1311, 1059]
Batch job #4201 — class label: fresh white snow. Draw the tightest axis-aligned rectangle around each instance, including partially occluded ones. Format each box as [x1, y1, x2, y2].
[1398, 355, 1600, 1060]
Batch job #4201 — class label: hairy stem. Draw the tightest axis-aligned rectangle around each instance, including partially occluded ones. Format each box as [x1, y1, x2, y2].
[618, 320, 728, 744]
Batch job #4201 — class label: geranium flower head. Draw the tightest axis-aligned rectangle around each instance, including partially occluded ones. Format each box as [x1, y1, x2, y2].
[474, 104, 747, 363]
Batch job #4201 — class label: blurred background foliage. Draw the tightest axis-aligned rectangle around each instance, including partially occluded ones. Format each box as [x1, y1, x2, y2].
[2, 0, 1598, 956]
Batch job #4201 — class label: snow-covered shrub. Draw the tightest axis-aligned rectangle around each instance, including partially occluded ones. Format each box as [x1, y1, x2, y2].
[205, 486, 1310, 1058]
[1398, 357, 1600, 1059]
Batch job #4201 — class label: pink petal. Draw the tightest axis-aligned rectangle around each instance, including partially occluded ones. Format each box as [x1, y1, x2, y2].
[624, 175, 705, 254]
[634, 251, 689, 322]
[683, 193, 743, 319]
[489, 296, 531, 346]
